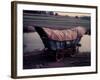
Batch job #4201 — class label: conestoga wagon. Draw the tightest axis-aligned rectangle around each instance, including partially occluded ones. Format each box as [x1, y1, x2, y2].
[34, 26, 86, 62]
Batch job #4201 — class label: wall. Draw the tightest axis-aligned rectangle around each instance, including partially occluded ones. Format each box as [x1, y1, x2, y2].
[0, 0, 99, 80]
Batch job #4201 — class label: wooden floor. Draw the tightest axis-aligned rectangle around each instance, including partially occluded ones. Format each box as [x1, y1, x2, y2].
[23, 50, 91, 69]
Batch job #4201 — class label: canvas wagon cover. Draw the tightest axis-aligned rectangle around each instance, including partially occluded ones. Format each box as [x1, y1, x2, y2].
[43, 26, 86, 41]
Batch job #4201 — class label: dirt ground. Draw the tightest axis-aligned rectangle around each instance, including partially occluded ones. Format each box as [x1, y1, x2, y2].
[23, 50, 91, 69]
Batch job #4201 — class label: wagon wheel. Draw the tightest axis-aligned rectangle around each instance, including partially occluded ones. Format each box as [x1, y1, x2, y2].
[56, 50, 64, 62]
[70, 46, 79, 57]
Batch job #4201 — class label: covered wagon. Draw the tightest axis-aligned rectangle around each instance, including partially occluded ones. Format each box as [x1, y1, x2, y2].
[34, 26, 86, 61]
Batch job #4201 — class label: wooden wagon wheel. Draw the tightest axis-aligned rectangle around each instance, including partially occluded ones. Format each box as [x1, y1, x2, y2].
[56, 50, 64, 62]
